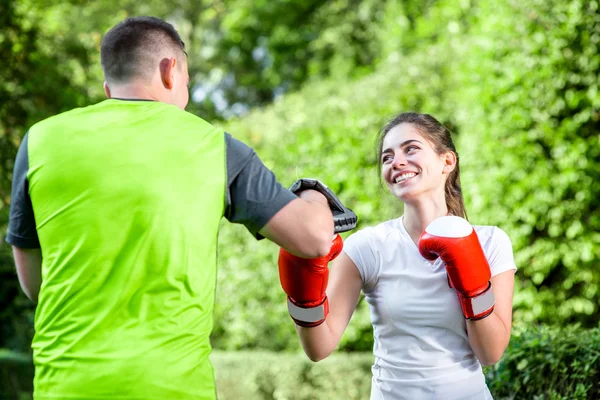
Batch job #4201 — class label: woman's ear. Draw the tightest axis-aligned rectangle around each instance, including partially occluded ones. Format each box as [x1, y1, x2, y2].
[442, 151, 457, 174]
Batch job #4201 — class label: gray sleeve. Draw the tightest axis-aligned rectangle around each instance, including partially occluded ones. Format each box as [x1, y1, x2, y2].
[5, 132, 40, 248]
[224, 132, 297, 239]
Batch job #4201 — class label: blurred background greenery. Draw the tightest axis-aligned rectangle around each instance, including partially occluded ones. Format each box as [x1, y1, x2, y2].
[1, 0, 599, 398]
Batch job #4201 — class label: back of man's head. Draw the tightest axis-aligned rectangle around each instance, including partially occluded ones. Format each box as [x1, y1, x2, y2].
[101, 16, 186, 85]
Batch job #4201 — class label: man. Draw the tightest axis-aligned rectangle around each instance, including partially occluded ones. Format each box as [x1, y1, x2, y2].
[6, 16, 339, 399]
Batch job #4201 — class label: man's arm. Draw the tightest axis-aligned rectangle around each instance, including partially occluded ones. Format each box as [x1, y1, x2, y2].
[5, 131, 43, 303]
[259, 190, 334, 258]
[12, 247, 42, 303]
[224, 132, 334, 258]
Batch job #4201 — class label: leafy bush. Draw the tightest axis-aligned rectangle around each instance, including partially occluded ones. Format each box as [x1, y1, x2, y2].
[485, 325, 600, 399]
[448, 0, 600, 327]
[213, 326, 600, 400]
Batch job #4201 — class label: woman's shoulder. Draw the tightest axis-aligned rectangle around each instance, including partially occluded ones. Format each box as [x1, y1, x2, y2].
[473, 224, 517, 273]
[473, 224, 510, 237]
[473, 225, 514, 249]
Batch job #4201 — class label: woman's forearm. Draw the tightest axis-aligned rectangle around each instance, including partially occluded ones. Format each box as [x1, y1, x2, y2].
[467, 271, 516, 366]
[293, 252, 364, 362]
[296, 320, 339, 362]
[466, 311, 511, 366]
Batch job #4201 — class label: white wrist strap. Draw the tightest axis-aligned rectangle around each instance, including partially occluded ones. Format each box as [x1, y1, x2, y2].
[287, 299, 326, 323]
[469, 289, 496, 316]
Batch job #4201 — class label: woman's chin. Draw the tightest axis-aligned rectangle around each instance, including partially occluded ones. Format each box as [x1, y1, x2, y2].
[394, 189, 418, 202]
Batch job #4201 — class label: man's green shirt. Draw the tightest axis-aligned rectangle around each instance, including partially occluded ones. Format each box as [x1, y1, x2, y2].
[6, 99, 295, 399]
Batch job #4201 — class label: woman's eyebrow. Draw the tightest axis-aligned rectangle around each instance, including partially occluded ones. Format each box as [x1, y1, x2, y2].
[400, 139, 423, 147]
[382, 139, 423, 154]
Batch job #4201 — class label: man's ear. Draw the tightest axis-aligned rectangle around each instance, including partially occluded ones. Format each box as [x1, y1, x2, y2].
[160, 57, 177, 89]
[103, 82, 111, 98]
[442, 151, 457, 174]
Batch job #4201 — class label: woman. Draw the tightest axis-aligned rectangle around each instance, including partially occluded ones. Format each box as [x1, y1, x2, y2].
[278, 112, 517, 399]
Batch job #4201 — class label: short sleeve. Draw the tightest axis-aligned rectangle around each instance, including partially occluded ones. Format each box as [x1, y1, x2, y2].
[484, 227, 517, 277]
[343, 228, 380, 294]
[224, 132, 296, 239]
[5, 132, 40, 248]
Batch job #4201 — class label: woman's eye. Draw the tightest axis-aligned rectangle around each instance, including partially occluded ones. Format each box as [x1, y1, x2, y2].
[382, 155, 392, 163]
[406, 145, 419, 153]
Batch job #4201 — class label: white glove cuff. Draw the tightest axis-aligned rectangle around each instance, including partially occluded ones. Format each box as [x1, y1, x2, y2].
[287, 298, 328, 324]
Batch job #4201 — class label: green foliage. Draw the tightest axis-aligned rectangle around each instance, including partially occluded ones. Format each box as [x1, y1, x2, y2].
[0, 349, 33, 399]
[193, 0, 388, 119]
[210, 1, 465, 351]
[447, 0, 600, 326]
[211, 0, 600, 351]
[485, 325, 600, 399]
[1, 0, 599, 360]
[3, 325, 599, 399]
[0, 0, 92, 352]
[212, 351, 373, 400]
[215, 326, 600, 400]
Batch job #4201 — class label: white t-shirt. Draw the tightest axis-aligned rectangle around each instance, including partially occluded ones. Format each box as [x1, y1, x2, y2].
[343, 217, 517, 400]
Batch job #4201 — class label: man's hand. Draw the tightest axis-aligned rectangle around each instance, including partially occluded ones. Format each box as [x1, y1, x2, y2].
[289, 178, 358, 233]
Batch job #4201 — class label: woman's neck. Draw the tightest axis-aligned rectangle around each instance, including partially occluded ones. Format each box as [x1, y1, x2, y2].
[402, 200, 448, 245]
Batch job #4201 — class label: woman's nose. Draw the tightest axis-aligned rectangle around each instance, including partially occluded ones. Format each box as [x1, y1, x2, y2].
[392, 153, 407, 168]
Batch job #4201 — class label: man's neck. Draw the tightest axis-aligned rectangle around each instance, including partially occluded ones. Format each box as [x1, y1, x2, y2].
[106, 82, 161, 102]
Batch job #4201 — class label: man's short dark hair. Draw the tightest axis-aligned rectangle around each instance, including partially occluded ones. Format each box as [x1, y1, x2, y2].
[101, 16, 186, 84]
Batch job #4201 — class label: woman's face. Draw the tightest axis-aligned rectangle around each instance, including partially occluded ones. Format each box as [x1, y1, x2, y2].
[380, 123, 454, 202]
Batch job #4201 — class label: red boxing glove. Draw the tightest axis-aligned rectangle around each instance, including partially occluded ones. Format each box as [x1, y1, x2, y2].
[278, 234, 344, 327]
[418, 216, 495, 320]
